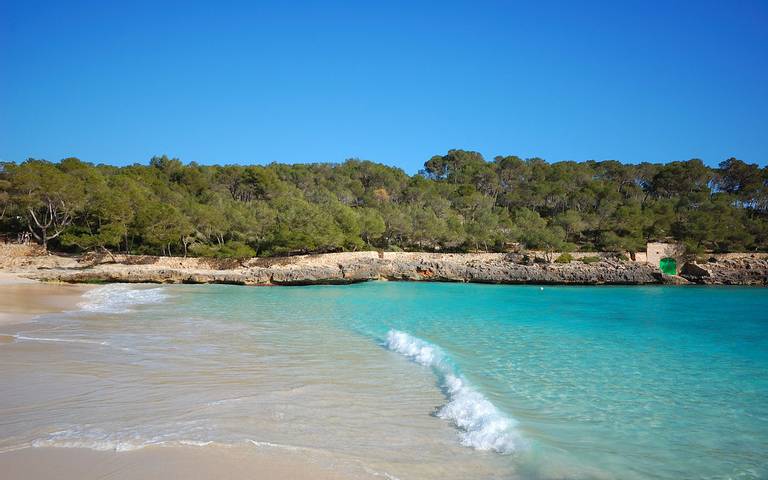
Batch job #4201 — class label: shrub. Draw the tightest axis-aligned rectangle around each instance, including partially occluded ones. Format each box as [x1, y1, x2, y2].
[554, 253, 573, 263]
[189, 243, 217, 257]
[190, 241, 256, 259]
[580, 256, 601, 264]
[217, 241, 257, 259]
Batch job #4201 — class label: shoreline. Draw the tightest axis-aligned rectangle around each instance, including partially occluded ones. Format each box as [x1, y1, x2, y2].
[1, 256, 766, 479]
[2, 249, 766, 287]
[0, 272, 93, 326]
[0, 277, 378, 480]
[0, 445, 367, 480]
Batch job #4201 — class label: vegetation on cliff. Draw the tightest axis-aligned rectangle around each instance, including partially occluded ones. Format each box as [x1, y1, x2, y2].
[1, 152, 766, 257]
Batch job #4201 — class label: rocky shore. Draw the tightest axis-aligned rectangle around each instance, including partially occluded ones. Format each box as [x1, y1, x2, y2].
[2, 246, 766, 286]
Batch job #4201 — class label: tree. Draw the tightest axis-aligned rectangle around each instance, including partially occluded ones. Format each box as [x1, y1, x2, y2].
[7, 160, 85, 249]
[715, 158, 763, 208]
[422, 149, 487, 184]
[0, 153, 765, 257]
[358, 208, 385, 246]
[514, 208, 569, 260]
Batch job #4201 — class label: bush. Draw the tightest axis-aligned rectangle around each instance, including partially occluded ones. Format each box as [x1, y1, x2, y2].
[617, 254, 629, 261]
[217, 241, 257, 259]
[580, 256, 601, 264]
[190, 241, 256, 259]
[554, 253, 573, 263]
[189, 243, 217, 257]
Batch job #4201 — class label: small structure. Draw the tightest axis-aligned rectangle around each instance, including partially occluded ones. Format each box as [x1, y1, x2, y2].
[646, 242, 685, 275]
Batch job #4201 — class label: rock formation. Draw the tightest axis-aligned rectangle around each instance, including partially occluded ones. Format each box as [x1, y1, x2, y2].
[2, 246, 765, 286]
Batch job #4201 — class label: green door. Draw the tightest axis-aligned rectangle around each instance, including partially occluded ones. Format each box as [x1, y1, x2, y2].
[659, 257, 677, 275]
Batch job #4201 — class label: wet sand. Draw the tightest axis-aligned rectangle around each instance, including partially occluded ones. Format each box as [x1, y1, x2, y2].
[0, 273, 92, 325]
[0, 277, 376, 480]
[0, 446, 355, 480]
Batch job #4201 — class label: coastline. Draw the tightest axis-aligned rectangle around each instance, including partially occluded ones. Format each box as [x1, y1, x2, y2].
[0, 445, 364, 480]
[1, 259, 766, 478]
[0, 272, 93, 326]
[2, 247, 766, 287]
[0, 276, 378, 480]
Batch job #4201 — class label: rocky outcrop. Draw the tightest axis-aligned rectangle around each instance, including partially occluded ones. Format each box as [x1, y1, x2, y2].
[13, 251, 661, 286]
[680, 256, 768, 285]
[4, 250, 766, 286]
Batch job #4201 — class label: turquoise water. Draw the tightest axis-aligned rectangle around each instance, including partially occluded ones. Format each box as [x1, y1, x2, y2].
[180, 282, 768, 479]
[2, 282, 767, 479]
[337, 283, 768, 479]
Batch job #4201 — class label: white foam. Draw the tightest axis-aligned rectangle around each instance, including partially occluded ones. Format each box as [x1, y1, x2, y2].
[385, 330, 525, 454]
[31, 432, 153, 452]
[24, 427, 306, 454]
[78, 284, 169, 314]
[247, 439, 302, 451]
[363, 466, 403, 480]
[29, 428, 220, 452]
[14, 335, 109, 346]
[178, 440, 214, 447]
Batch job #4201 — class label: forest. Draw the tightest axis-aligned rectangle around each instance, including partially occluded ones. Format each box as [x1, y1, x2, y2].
[0, 150, 766, 258]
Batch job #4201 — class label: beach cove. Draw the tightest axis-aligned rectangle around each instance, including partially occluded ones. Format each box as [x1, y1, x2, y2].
[1, 278, 766, 479]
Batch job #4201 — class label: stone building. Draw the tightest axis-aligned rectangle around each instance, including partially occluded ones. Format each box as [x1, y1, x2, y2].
[645, 242, 685, 275]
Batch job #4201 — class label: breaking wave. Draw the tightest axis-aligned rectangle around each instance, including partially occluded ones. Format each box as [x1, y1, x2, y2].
[78, 284, 169, 314]
[385, 330, 525, 454]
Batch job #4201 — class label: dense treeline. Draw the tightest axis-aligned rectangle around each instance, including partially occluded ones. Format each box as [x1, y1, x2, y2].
[1, 151, 766, 257]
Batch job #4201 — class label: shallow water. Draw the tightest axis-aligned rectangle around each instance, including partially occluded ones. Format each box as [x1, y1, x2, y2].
[1, 282, 767, 479]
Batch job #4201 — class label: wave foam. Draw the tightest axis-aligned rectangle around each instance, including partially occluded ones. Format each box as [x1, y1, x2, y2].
[31, 429, 156, 452]
[23, 428, 304, 454]
[29, 427, 221, 452]
[385, 330, 525, 454]
[14, 335, 109, 346]
[78, 284, 169, 314]
[247, 440, 302, 451]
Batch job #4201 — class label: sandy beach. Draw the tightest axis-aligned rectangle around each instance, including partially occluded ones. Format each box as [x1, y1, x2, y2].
[0, 446, 354, 480]
[0, 276, 373, 480]
[0, 273, 92, 326]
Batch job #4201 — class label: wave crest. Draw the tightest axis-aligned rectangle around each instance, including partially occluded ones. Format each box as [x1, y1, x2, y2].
[79, 284, 169, 314]
[385, 330, 525, 454]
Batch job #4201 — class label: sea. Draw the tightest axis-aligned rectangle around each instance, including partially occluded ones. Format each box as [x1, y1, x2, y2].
[1, 282, 767, 479]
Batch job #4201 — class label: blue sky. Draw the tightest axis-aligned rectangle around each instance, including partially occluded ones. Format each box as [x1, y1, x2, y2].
[1, 0, 766, 172]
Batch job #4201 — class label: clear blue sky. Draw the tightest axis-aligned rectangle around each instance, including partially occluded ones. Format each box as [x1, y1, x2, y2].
[1, 0, 766, 172]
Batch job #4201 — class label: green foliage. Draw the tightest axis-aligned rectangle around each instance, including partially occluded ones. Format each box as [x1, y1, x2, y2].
[554, 253, 573, 263]
[1, 152, 766, 257]
[514, 208, 567, 253]
[580, 256, 601, 264]
[190, 241, 256, 259]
